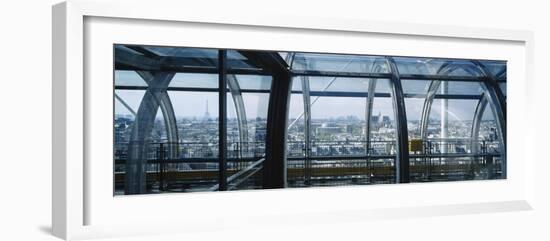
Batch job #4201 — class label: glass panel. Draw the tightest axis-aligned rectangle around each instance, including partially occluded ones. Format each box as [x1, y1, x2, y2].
[310, 96, 366, 147]
[474, 103, 504, 179]
[394, 57, 445, 75]
[114, 89, 145, 117]
[438, 81, 484, 95]
[404, 79, 504, 182]
[479, 60, 506, 78]
[402, 80, 430, 95]
[115, 70, 147, 87]
[158, 91, 220, 191]
[367, 79, 396, 184]
[403, 80, 484, 96]
[292, 53, 389, 73]
[287, 93, 306, 158]
[307, 77, 369, 93]
[427, 99, 477, 139]
[233, 75, 272, 90]
[278, 52, 289, 62]
[405, 98, 426, 139]
[143, 46, 218, 59]
[169, 73, 218, 88]
[394, 57, 482, 77]
[225, 74, 270, 190]
[479, 107, 498, 143]
[499, 83, 507, 96]
[114, 45, 145, 56]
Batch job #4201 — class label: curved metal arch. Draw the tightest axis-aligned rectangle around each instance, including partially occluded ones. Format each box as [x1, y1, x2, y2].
[419, 62, 481, 139]
[471, 94, 488, 156]
[385, 57, 410, 183]
[292, 56, 313, 184]
[364, 59, 388, 153]
[286, 52, 297, 70]
[418, 60, 506, 178]
[470, 61, 507, 178]
[496, 68, 506, 80]
[136, 71, 180, 159]
[125, 71, 176, 194]
[227, 74, 249, 160]
[419, 64, 462, 140]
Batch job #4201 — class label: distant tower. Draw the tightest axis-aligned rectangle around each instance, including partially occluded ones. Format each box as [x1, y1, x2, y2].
[203, 100, 211, 121]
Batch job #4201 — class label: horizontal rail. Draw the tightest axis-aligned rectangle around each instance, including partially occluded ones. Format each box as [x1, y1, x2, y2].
[207, 158, 265, 191]
[114, 161, 502, 183]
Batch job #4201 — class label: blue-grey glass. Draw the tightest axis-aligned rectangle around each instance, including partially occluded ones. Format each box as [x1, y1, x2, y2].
[395, 57, 484, 77]
[305, 77, 370, 93]
[143, 46, 218, 59]
[394, 57, 444, 75]
[478, 60, 507, 78]
[292, 53, 390, 73]
[234, 75, 272, 90]
[499, 82, 507, 96]
[115, 45, 145, 56]
[291, 77, 302, 91]
[438, 81, 484, 95]
[227, 50, 260, 70]
[401, 80, 430, 95]
[115, 70, 147, 87]
[169, 73, 218, 88]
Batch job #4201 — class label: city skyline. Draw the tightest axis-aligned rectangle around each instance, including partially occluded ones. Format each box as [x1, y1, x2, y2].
[113, 44, 506, 195]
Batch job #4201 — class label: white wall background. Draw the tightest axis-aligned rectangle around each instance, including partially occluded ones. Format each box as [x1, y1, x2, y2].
[0, 0, 548, 240]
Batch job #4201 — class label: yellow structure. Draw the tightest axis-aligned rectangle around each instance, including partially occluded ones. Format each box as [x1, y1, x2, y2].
[409, 139, 423, 153]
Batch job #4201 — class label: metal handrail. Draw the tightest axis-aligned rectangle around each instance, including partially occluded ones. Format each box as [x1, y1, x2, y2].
[207, 157, 265, 191]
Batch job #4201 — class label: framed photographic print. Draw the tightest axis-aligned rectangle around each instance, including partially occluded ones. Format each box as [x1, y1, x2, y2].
[53, 0, 535, 240]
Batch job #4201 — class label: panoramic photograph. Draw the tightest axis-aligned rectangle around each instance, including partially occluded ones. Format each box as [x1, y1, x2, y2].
[113, 44, 507, 195]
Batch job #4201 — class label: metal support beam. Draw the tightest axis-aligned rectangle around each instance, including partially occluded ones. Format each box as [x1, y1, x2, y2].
[115, 46, 269, 75]
[238, 51, 291, 189]
[227, 74, 249, 161]
[218, 50, 228, 191]
[125, 72, 175, 194]
[419, 65, 458, 140]
[440, 81, 449, 154]
[114, 93, 137, 116]
[386, 57, 410, 183]
[300, 74, 312, 185]
[471, 61, 507, 178]
[136, 71, 180, 160]
[471, 94, 488, 155]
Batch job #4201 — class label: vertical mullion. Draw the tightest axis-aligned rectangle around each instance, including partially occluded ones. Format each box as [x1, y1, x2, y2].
[218, 50, 228, 191]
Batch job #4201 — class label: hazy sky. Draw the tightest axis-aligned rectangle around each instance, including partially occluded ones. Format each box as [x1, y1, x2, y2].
[114, 71, 496, 122]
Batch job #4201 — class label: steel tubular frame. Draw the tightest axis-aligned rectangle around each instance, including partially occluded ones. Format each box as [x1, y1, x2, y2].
[386, 57, 410, 183]
[116, 45, 507, 192]
[471, 61, 507, 178]
[125, 71, 176, 194]
[471, 94, 488, 156]
[135, 71, 180, 160]
[218, 50, 228, 191]
[261, 53, 291, 188]
[227, 74, 249, 162]
[418, 60, 506, 179]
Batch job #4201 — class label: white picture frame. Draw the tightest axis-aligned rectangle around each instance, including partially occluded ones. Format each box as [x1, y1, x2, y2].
[52, 0, 535, 240]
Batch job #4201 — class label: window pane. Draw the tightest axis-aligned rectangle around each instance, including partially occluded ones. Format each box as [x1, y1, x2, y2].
[394, 57, 485, 77]
[169, 73, 218, 88]
[292, 53, 389, 73]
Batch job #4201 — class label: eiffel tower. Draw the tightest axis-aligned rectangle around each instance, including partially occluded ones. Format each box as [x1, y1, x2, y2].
[203, 100, 211, 121]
